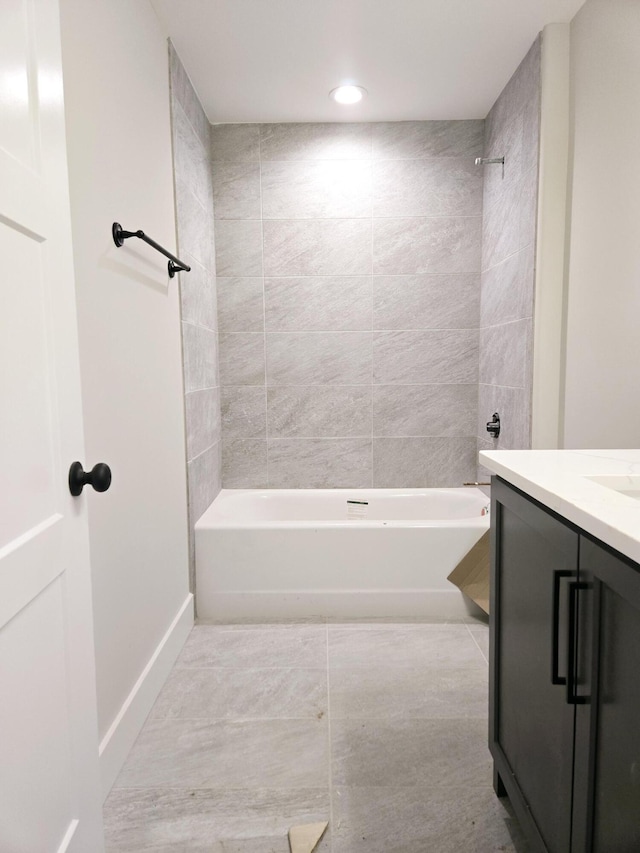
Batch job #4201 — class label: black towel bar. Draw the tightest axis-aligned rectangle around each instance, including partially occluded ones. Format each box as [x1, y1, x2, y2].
[112, 222, 191, 278]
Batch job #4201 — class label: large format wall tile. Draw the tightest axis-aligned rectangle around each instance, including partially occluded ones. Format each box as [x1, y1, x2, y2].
[263, 220, 372, 276]
[185, 387, 221, 459]
[262, 161, 372, 219]
[477, 383, 531, 450]
[171, 46, 221, 588]
[373, 385, 477, 437]
[481, 178, 521, 271]
[212, 162, 262, 220]
[260, 123, 372, 161]
[215, 220, 264, 276]
[187, 442, 222, 526]
[372, 159, 482, 218]
[519, 164, 539, 250]
[373, 273, 479, 330]
[222, 439, 268, 488]
[219, 333, 265, 386]
[187, 441, 222, 584]
[265, 276, 372, 332]
[176, 180, 214, 270]
[477, 35, 539, 461]
[483, 110, 524, 213]
[373, 217, 481, 276]
[218, 277, 265, 333]
[372, 437, 477, 487]
[267, 332, 372, 386]
[179, 252, 217, 331]
[211, 123, 261, 162]
[169, 43, 209, 150]
[373, 330, 478, 385]
[479, 319, 531, 388]
[490, 37, 541, 145]
[268, 386, 372, 438]
[221, 386, 267, 438]
[212, 119, 500, 487]
[182, 322, 219, 392]
[480, 246, 534, 328]
[173, 100, 213, 211]
[371, 120, 484, 160]
[268, 438, 373, 488]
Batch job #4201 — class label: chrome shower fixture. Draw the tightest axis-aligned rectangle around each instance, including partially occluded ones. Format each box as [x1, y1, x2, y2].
[475, 156, 505, 177]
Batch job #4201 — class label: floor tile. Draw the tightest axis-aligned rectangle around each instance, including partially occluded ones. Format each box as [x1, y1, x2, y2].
[103, 619, 522, 851]
[151, 667, 327, 720]
[331, 718, 492, 788]
[177, 625, 327, 669]
[328, 624, 485, 669]
[468, 625, 490, 663]
[115, 718, 329, 789]
[330, 666, 488, 719]
[331, 785, 529, 853]
[104, 788, 331, 853]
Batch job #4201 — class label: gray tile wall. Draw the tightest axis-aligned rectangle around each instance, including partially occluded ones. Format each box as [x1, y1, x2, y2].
[478, 36, 541, 476]
[212, 121, 484, 488]
[169, 44, 221, 589]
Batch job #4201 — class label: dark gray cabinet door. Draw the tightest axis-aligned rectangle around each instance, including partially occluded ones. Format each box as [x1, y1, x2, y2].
[574, 537, 640, 853]
[491, 478, 579, 853]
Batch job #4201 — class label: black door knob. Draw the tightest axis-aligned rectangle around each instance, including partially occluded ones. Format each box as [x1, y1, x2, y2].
[68, 461, 112, 496]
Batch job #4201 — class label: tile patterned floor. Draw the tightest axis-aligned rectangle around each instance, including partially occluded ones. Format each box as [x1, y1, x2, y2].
[104, 619, 529, 852]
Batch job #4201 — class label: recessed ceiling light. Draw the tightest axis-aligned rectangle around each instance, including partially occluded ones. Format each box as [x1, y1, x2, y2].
[330, 85, 367, 105]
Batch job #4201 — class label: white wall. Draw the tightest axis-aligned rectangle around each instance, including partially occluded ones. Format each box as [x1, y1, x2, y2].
[531, 24, 570, 449]
[562, 0, 640, 447]
[59, 0, 192, 793]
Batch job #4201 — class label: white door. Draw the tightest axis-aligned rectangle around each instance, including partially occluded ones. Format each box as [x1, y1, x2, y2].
[0, 0, 104, 850]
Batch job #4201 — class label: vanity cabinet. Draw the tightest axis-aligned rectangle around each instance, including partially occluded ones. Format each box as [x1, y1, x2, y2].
[490, 476, 640, 853]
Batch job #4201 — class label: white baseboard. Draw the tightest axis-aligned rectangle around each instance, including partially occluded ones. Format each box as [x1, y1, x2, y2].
[98, 593, 194, 800]
[201, 589, 474, 621]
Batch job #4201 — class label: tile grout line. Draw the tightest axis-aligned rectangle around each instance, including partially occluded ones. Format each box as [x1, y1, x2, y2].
[370, 155, 375, 488]
[258, 126, 269, 487]
[465, 622, 489, 665]
[326, 621, 335, 851]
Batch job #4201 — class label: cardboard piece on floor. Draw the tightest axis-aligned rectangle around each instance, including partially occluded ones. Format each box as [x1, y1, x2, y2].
[447, 530, 490, 615]
[288, 821, 329, 853]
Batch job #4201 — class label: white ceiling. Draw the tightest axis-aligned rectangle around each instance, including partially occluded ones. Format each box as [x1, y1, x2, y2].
[151, 0, 585, 124]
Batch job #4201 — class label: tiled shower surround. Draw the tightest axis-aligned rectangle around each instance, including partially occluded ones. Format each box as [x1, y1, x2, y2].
[169, 45, 221, 586]
[213, 121, 485, 488]
[478, 37, 541, 468]
[170, 34, 541, 493]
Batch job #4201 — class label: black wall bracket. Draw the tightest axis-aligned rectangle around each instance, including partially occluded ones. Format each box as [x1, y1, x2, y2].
[112, 222, 191, 278]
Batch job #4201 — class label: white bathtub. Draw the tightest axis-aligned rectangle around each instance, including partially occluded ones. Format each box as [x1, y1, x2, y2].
[195, 488, 490, 620]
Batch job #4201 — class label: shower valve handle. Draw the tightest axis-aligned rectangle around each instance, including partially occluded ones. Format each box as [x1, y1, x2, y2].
[68, 461, 112, 496]
[486, 412, 501, 438]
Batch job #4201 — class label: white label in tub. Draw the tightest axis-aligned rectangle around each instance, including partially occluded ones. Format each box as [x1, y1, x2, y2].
[347, 499, 368, 520]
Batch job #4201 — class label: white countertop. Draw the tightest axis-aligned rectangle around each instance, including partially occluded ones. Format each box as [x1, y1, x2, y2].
[479, 449, 640, 564]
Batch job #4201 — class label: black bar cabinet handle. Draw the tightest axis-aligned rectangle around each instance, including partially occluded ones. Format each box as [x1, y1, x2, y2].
[567, 581, 589, 705]
[552, 570, 573, 685]
[112, 222, 191, 278]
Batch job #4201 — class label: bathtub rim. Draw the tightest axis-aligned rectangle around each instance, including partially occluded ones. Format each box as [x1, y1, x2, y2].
[195, 487, 491, 531]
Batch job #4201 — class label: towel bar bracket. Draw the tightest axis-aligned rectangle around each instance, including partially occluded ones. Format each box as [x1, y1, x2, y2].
[112, 222, 191, 278]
